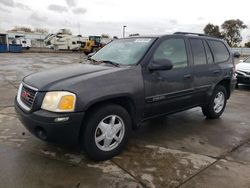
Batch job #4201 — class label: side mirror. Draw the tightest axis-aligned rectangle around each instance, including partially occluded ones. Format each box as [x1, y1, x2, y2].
[148, 59, 173, 71]
[234, 52, 240, 58]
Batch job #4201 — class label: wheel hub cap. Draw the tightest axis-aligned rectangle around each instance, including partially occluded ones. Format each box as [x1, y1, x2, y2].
[213, 91, 225, 113]
[95, 115, 125, 151]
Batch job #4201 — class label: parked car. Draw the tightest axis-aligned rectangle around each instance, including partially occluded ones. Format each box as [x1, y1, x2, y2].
[15, 32, 237, 160]
[236, 56, 250, 87]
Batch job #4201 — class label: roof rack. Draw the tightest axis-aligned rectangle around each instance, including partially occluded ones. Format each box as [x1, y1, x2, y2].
[173, 32, 208, 37]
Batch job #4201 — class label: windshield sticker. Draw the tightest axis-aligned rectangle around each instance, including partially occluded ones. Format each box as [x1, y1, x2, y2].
[134, 38, 151, 43]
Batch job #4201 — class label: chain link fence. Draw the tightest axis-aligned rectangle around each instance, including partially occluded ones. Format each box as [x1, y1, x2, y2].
[231, 48, 250, 56]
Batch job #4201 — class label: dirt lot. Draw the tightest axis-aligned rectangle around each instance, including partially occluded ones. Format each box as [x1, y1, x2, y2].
[0, 53, 250, 188]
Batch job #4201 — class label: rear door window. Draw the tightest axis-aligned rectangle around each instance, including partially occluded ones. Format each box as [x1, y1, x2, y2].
[208, 40, 230, 63]
[190, 39, 207, 65]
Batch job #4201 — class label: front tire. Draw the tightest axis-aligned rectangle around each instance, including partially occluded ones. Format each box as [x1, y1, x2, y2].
[81, 104, 131, 161]
[202, 85, 227, 119]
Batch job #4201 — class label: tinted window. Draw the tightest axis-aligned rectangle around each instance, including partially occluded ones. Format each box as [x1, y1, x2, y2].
[190, 39, 206, 65]
[153, 38, 188, 68]
[208, 40, 230, 62]
[204, 41, 213, 63]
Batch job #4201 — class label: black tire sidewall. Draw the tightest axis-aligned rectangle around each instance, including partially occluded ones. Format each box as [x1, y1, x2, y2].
[82, 104, 131, 161]
[203, 85, 227, 119]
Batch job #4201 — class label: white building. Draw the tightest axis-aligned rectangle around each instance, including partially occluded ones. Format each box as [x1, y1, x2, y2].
[7, 30, 48, 48]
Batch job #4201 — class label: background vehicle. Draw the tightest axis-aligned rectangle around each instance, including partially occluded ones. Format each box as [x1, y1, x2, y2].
[13, 37, 31, 49]
[15, 32, 236, 161]
[81, 36, 112, 54]
[236, 56, 250, 87]
[44, 29, 87, 51]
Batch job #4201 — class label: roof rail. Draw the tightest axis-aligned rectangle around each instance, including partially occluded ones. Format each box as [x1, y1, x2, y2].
[173, 32, 209, 37]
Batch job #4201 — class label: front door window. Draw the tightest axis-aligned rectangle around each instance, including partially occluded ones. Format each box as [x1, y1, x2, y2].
[153, 38, 188, 68]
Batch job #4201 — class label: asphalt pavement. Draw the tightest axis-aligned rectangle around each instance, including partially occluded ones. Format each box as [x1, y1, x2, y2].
[0, 53, 250, 188]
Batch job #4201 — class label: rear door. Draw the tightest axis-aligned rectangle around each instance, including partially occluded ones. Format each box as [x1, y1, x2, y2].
[190, 38, 216, 104]
[191, 38, 229, 105]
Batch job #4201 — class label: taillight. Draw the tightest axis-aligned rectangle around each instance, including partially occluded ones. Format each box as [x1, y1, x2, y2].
[232, 59, 237, 79]
[233, 62, 236, 74]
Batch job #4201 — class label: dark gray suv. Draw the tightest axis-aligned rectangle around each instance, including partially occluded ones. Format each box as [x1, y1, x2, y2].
[15, 32, 237, 160]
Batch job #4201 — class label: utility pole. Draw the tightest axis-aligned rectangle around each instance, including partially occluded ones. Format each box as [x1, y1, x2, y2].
[123, 25, 127, 38]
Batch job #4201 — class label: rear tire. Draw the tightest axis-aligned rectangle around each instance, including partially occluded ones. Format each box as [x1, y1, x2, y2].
[202, 85, 227, 119]
[81, 104, 131, 161]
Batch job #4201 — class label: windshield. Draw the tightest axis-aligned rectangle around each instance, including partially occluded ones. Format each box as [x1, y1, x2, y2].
[91, 38, 155, 65]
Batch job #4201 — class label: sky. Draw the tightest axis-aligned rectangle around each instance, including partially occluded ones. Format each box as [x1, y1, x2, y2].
[0, 0, 250, 41]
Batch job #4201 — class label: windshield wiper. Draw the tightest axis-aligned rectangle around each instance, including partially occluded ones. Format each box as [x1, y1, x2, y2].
[100, 60, 120, 67]
[86, 58, 120, 67]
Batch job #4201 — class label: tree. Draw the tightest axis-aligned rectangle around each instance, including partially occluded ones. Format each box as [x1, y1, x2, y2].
[34, 28, 48, 33]
[11, 26, 32, 32]
[221, 19, 247, 47]
[245, 41, 250, 48]
[204, 23, 222, 38]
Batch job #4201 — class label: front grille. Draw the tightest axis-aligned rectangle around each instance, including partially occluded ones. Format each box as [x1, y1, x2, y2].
[20, 85, 36, 109]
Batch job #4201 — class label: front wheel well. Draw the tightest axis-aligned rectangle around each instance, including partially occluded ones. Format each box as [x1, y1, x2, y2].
[83, 97, 137, 129]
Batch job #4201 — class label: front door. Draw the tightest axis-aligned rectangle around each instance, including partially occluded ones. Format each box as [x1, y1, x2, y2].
[143, 37, 194, 118]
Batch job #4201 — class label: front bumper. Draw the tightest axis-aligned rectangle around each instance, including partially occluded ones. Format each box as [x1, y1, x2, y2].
[15, 98, 85, 145]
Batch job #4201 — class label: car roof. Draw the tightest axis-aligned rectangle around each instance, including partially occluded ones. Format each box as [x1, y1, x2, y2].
[124, 35, 163, 39]
[126, 32, 222, 41]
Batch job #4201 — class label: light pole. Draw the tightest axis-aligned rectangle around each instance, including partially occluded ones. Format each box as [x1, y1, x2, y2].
[123, 25, 127, 38]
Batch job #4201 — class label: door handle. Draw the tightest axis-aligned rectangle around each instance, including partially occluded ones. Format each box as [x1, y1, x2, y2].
[183, 74, 192, 79]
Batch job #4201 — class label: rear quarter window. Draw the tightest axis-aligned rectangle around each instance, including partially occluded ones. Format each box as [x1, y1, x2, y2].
[208, 40, 230, 63]
[204, 41, 214, 64]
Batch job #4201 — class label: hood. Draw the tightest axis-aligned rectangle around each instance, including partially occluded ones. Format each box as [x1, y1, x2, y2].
[23, 63, 119, 91]
[236, 63, 250, 72]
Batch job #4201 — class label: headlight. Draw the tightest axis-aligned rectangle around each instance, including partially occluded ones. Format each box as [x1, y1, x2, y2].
[41, 91, 76, 112]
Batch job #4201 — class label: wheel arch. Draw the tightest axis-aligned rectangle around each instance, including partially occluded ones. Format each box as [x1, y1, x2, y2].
[79, 96, 137, 141]
[216, 79, 231, 99]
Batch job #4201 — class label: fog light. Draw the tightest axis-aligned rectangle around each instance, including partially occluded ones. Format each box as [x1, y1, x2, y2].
[54, 117, 69, 122]
[35, 127, 47, 140]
